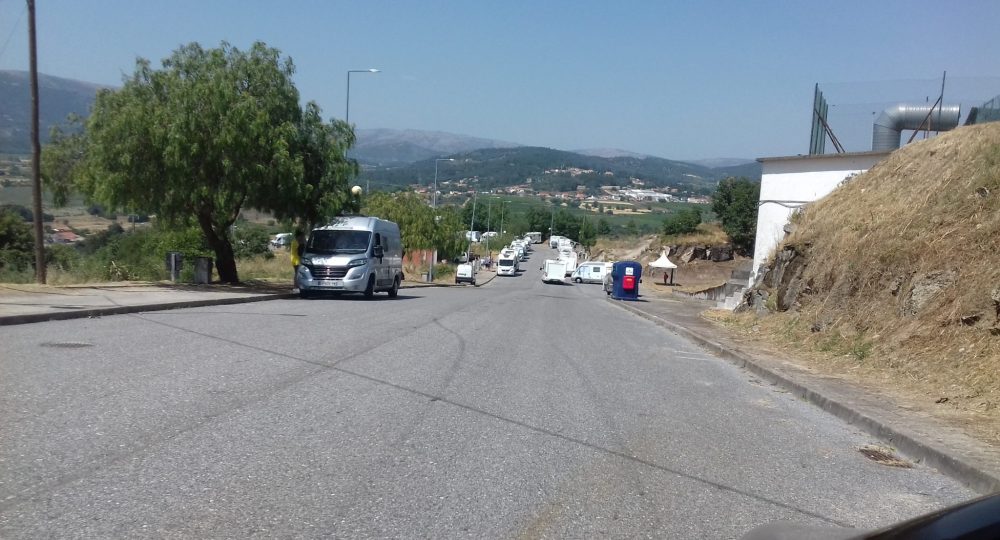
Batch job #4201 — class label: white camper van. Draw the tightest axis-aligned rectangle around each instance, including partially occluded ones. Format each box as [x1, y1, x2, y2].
[571, 261, 609, 284]
[527, 232, 543, 244]
[549, 235, 563, 249]
[297, 216, 404, 298]
[542, 259, 567, 284]
[497, 250, 518, 276]
[558, 249, 578, 276]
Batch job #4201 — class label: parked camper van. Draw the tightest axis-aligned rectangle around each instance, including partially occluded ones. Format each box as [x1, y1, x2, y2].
[297, 216, 404, 298]
[549, 235, 563, 249]
[526, 231, 543, 244]
[497, 250, 518, 276]
[542, 259, 567, 284]
[571, 261, 609, 284]
[558, 249, 578, 276]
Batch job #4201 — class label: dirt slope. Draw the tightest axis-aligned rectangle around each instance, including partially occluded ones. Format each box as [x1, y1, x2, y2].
[736, 122, 1000, 444]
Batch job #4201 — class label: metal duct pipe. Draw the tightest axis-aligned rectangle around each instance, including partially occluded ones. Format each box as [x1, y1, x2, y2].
[872, 104, 961, 152]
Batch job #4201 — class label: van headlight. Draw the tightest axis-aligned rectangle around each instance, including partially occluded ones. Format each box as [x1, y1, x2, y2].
[347, 258, 367, 268]
[300, 257, 312, 266]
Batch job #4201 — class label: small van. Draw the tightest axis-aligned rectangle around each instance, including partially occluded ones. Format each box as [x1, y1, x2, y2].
[455, 262, 476, 285]
[297, 216, 404, 298]
[571, 261, 609, 284]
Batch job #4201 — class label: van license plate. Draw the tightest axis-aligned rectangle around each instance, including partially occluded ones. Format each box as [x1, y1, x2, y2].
[318, 279, 343, 287]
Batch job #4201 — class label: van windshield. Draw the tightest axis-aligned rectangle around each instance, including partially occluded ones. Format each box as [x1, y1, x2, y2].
[307, 230, 371, 255]
[499, 259, 514, 267]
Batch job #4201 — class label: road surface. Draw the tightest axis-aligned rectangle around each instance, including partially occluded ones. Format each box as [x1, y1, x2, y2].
[0, 248, 974, 538]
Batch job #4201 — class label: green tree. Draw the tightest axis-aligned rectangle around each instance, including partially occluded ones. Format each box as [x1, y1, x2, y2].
[362, 191, 464, 259]
[596, 218, 612, 236]
[712, 177, 760, 254]
[550, 208, 581, 240]
[0, 208, 34, 273]
[524, 206, 551, 234]
[625, 220, 638, 237]
[42, 42, 356, 283]
[661, 206, 702, 236]
[287, 102, 358, 228]
[578, 218, 596, 248]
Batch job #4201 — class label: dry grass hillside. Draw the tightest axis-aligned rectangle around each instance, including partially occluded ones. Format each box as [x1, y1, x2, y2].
[732, 122, 1000, 443]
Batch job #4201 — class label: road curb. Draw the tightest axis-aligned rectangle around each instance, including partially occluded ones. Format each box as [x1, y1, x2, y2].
[0, 281, 473, 327]
[474, 272, 497, 287]
[0, 293, 297, 327]
[606, 297, 1000, 494]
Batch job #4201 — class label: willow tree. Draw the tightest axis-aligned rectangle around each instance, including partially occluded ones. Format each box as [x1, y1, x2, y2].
[44, 41, 356, 283]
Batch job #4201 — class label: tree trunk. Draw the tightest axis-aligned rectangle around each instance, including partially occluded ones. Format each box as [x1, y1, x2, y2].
[198, 212, 240, 284]
[213, 239, 239, 284]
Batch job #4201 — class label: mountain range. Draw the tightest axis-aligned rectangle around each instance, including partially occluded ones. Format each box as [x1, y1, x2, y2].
[0, 70, 760, 185]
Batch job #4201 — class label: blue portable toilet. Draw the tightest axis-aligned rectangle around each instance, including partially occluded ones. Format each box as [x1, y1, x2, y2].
[610, 261, 642, 300]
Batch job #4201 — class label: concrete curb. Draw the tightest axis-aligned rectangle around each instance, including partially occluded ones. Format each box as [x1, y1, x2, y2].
[606, 297, 1000, 494]
[0, 293, 297, 326]
[0, 281, 482, 327]
[474, 272, 497, 287]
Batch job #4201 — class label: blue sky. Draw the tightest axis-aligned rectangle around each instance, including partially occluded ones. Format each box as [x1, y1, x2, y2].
[1, 0, 999, 160]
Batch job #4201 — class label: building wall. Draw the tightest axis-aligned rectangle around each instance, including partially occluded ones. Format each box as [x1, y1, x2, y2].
[750, 153, 889, 285]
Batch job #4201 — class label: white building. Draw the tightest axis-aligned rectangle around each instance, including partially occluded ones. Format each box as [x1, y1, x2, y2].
[750, 151, 890, 285]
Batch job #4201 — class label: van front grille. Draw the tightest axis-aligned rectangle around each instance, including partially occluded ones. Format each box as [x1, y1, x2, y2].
[307, 265, 348, 279]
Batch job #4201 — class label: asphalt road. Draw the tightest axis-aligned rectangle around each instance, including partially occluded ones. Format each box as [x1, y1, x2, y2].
[0, 248, 975, 538]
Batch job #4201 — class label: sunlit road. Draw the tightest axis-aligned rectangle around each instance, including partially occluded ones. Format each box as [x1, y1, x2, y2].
[0, 248, 974, 538]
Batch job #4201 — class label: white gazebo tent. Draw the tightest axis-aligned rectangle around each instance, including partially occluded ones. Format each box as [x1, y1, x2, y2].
[649, 251, 677, 285]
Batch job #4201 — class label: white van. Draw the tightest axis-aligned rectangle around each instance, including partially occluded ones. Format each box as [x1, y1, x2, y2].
[297, 216, 404, 298]
[455, 262, 476, 285]
[571, 261, 609, 284]
[497, 251, 518, 276]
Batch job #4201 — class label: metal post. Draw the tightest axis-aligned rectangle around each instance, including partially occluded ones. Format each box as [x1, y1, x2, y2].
[346, 68, 379, 125]
[499, 201, 505, 238]
[467, 193, 477, 260]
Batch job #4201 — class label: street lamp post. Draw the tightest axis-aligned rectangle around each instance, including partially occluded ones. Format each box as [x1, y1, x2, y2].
[433, 158, 454, 209]
[428, 158, 454, 282]
[467, 192, 477, 260]
[345, 68, 379, 125]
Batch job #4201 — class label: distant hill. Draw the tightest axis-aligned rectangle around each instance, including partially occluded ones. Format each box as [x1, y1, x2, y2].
[352, 128, 519, 166]
[712, 161, 762, 180]
[687, 157, 754, 168]
[0, 71, 761, 186]
[364, 146, 728, 195]
[574, 148, 651, 159]
[0, 70, 107, 154]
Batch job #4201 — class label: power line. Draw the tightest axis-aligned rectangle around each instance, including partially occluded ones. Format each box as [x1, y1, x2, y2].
[0, 2, 27, 62]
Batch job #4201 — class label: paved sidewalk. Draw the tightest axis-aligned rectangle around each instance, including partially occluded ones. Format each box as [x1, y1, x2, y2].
[0, 282, 295, 326]
[606, 293, 1000, 494]
[0, 273, 497, 326]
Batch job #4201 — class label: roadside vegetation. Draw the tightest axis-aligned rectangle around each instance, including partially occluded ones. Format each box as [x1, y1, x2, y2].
[721, 122, 1000, 444]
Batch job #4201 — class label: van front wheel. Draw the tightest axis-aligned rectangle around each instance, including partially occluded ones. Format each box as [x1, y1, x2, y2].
[364, 275, 376, 298]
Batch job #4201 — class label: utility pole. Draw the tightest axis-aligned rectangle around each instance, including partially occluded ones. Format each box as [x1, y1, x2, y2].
[28, 0, 45, 284]
[499, 201, 505, 238]
[485, 200, 491, 256]
[467, 193, 477, 260]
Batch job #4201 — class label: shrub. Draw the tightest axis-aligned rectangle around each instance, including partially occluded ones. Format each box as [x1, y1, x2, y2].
[662, 207, 702, 236]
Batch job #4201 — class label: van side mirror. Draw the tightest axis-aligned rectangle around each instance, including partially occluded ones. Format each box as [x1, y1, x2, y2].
[373, 245, 384, 258]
